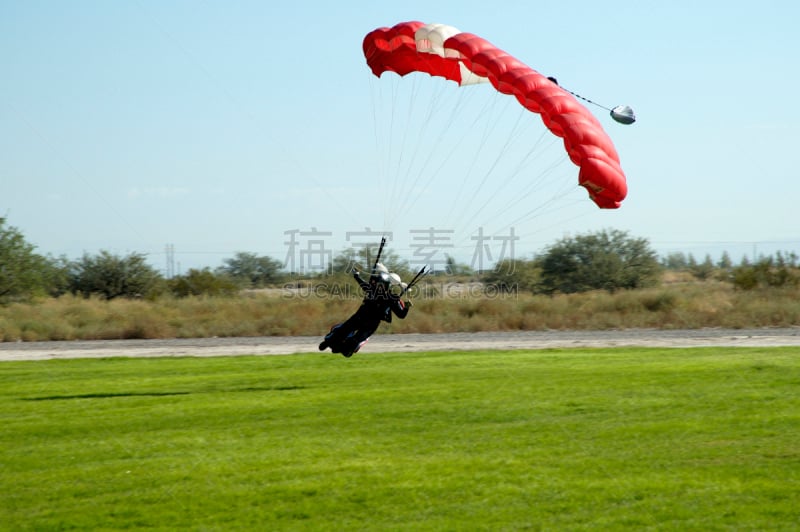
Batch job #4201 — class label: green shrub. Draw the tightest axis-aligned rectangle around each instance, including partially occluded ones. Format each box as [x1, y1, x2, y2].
[69, 251, 163, 300]
[168, 268, 240, 297]
[537, 229, 661, 294]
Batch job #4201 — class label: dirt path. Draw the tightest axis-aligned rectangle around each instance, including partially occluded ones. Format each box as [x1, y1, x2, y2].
[2, 328, 800, 361]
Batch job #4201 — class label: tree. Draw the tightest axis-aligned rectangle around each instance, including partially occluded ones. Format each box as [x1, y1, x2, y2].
[444, 254, 474, 276]
[218, 252, 283, 287]
[168, 268, 239, 297]
[0, 217, 55, 302]
[717, 251, 733, 270]
[714, 251, 734, 282]
[661, 251, 688, 270]
[69, 250, 163, 299]
[690, 254, 715, 280]
[537, 229, 661, 294]
[328, 247, 361, 275]
[482, 259, 541, 293]
[731, 254, 800, 290]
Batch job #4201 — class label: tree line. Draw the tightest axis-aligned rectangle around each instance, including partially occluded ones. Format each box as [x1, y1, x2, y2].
[1, 217, 797, 304]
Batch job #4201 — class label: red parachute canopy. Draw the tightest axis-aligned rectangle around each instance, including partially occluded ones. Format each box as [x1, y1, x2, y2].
[363, 21, 627, 209]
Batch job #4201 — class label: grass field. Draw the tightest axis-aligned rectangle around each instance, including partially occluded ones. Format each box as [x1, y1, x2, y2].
[2, 347, 799, 530]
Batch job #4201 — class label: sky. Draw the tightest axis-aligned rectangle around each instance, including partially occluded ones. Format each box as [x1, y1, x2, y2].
[2, 1, 799, 275]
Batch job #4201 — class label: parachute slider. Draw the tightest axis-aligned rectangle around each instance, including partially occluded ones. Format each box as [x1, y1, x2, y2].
[610, 105, 636, 125]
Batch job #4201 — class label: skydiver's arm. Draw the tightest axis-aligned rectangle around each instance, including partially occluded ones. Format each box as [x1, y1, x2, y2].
[353, 271, 370, 291]
[392, 297, 411, 319]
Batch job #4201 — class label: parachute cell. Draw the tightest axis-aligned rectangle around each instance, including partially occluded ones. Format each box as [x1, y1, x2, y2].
[363, 21, 628, 209]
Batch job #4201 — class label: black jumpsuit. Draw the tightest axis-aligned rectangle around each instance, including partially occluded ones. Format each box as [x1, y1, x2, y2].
[320, 272, 410, 357]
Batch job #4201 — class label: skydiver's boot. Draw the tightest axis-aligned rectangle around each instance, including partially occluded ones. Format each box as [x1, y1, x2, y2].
[354, 339, 369, 354]
[320, 324, 341, 352]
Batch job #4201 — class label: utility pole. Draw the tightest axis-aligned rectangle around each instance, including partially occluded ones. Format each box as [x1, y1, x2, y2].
[165, 244, 175, 279]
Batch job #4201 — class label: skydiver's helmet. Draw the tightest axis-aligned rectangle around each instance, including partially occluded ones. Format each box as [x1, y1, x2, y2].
[372, 262, 389, 281]
[371, 263, 390, 285]
[388, 273, 405, 296]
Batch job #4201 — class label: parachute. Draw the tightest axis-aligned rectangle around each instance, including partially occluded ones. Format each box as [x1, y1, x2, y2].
[363, 21, 629, 209]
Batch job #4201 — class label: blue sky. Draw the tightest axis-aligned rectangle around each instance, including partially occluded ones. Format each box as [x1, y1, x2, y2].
[2, 1, 799, 274]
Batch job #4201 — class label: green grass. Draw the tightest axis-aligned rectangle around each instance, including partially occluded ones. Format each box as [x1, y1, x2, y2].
[2, 348, 799, 530]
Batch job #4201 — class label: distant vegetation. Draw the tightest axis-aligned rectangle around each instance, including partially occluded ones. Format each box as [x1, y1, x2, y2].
[2, 216, 799, 341]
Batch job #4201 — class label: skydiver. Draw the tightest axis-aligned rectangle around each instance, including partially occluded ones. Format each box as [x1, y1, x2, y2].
[318, 263, 412, 358]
